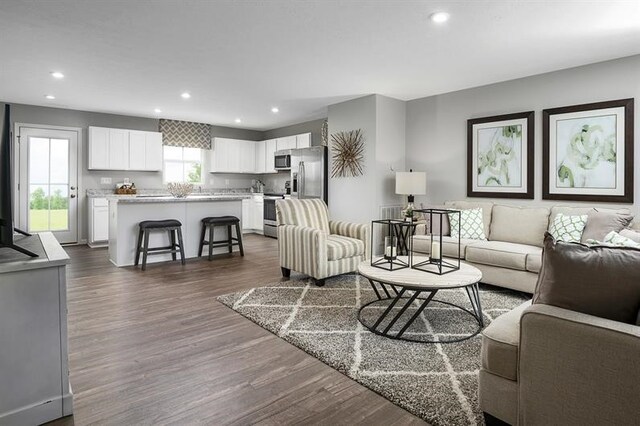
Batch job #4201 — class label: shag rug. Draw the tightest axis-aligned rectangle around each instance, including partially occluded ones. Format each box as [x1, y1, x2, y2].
[217, 274, 529, 425]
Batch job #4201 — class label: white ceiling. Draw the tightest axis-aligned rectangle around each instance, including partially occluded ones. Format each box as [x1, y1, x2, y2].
[1, 1, 640, 130]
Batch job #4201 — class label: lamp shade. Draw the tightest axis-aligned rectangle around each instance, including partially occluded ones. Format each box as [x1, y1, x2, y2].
[395, 171, 426, 195]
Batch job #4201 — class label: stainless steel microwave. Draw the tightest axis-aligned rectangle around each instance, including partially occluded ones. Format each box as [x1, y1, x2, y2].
[274, 150, 291, 170]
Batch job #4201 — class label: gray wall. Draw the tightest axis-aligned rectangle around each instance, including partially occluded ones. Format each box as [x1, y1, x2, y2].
[262, 118, 326, 147]
[406, 54, 640, 213]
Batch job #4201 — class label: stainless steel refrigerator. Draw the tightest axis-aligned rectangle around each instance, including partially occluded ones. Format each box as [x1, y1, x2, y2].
[291, 146, 327, 203]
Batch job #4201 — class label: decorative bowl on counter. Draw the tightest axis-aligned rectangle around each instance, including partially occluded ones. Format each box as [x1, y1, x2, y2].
[166, 182, 193, 198]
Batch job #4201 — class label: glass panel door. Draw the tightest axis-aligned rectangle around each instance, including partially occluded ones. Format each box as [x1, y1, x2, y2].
[19, 127, 78, 243]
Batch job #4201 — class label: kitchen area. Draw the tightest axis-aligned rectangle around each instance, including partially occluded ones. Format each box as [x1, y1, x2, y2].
[85, 120, 327, 267]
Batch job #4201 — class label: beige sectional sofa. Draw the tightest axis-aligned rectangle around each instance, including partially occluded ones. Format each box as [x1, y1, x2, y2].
[412, 200, 635, 293]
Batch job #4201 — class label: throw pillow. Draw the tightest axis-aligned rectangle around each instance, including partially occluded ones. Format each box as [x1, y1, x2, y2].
[548, 213, 587, 243]
[449, 208, 486, 240]
[580, 209, 633, 242]
[423, 205, 450, 236]
[620, 228, 640, 243]
[603, 231, 640, 248]
[533, 233, 640, 325]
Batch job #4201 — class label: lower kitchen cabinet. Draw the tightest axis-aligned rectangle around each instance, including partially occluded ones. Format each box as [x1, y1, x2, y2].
[88, 198, 109, 247]
[241, 196, 264, 234]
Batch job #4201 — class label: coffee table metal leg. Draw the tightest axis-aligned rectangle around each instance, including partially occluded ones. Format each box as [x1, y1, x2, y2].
[368, 278, 382, 300]
[382, 290, 420, 334]
[372, 287, 406, 330]
[465, 282, 484, 326]
[395, 290, 438, 338]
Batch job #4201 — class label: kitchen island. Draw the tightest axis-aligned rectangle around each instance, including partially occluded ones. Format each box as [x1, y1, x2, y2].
[108, 195, 247, 267]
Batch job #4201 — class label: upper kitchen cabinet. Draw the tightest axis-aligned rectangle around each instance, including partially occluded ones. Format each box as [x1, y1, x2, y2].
[210, 137, 255, 173]
[296, 133, 311, 148]
[276, 136, 296, 151]
[88, 126, 163, 171]
[264, 139, 278, 173]
[254, 141, 266, 174]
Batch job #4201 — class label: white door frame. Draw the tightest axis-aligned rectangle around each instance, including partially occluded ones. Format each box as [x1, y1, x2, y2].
[14, 123, 84, 244]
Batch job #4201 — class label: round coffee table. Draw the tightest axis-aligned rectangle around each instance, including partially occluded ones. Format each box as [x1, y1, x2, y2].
[357, 258, 483, 343]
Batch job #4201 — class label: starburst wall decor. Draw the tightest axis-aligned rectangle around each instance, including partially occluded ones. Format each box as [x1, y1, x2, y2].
[330, 129, 365, 178]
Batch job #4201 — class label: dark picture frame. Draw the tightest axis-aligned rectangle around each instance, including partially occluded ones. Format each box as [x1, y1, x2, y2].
[467, 111, 535, 199]
[543, 98, 634, 203]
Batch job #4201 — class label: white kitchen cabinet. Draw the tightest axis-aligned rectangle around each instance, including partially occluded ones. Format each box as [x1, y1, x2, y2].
[252, 197, 264, 231]
[241, 199, 252, 233]
[128, 131, 147, 170]
[210, 138, 258, 173]
[265, 139, 278, 173]
[276, 136, 297, 151]
[254, 142, 266, 174]
[88, 127, 163, 171]
[240, 140, 256, 173]
[108, 129, 130, 170]
[88, 127, 110, 169]
[88, 198, 109, 247]
[296, 133, 311, 148]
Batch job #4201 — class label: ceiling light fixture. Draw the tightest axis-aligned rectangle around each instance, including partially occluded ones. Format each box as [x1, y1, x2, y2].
[181, 92, 191, 99]
[429, 11, 450, 23]
[154, 108, 162, 114]
[271, 107, 279, 113]
[234, 118, 242, 124]
[51, 71, 64, 79]
[45, 94, 56, 100]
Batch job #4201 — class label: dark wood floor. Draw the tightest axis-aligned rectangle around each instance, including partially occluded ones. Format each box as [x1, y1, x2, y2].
[49, 235, 425, 425]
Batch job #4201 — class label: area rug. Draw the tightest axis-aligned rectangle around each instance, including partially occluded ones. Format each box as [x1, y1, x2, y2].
[217, 274, 529, 425]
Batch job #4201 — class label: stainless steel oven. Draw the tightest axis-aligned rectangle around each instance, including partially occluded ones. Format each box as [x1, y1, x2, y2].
[263, 194, 284, 238]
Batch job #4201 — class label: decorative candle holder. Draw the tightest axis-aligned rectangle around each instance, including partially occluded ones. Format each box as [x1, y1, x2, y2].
[371, 219, 410, 271]
[410, 208, 461, 275]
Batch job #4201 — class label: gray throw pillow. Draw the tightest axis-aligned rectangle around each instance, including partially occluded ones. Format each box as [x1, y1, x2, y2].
[620, 228, 640, 243]
[421, 205, 450, 236]
[533, 233, 640, 325]
[581, 209, 633, 243]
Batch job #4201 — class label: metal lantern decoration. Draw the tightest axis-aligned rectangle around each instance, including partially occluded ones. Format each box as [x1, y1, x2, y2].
[411, 208, 461, 275]
[371, 219, 411, 271]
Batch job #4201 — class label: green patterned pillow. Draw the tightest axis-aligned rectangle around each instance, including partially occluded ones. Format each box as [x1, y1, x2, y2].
[449, 208, 486, 240]
[549, 213, 588, 242]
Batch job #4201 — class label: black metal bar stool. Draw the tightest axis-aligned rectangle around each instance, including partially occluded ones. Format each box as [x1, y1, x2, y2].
[135, 219, 185, 270]
[198, 216, 244, 260]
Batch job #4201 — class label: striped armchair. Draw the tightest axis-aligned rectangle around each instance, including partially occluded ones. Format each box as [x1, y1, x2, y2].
[276, 198, 370, 286]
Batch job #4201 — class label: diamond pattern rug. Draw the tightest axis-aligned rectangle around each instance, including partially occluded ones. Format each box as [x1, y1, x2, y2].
[217, 274, 529, 425]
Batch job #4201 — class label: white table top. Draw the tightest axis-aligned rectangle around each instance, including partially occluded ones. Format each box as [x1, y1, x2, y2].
[358, 257, 482, 289]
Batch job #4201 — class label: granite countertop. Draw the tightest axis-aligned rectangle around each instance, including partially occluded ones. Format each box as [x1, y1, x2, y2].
[115, 194, 251, 203]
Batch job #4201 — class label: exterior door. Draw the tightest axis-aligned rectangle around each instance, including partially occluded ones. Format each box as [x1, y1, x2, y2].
[18, 126, 79, 244]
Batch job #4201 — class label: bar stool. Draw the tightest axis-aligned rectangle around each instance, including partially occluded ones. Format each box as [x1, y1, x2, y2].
[135, 219, 185, 271]
[198, 216, 244, 260]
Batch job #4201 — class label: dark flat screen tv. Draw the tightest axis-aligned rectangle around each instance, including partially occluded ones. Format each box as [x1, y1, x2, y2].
[0, 104, 38, 257]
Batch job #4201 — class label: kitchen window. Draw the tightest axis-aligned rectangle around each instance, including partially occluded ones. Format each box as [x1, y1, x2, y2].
[163, 146, 203, 184]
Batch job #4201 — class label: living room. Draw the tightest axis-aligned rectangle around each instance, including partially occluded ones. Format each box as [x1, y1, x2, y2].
[1, 1, 639, 425]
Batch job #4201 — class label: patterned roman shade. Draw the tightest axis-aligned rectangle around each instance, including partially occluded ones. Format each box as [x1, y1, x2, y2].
[159, 119, 211, 149]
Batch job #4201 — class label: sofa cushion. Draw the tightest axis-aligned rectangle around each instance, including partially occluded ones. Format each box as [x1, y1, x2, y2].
[466, 241, 542, 271]
[526, 252, 542, 273]
[620, 228, 640, 243]
[482, 300, 531, 381]
[533, 233, 640, 325]
[489, 205, 550, 247]
[445, 200, 493, 238]
[411, 235, 474, 258]
[326, 235, 364, 261]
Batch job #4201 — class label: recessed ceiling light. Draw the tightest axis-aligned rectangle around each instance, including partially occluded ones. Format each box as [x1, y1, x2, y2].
[429, 11, 450, 23]
[51, 71, 64, 79]
[181, 92, 191, 99]
[234, 118, 242, 124]
[271, 107, 279, 113]
[154, 108, 162, 114]
[45, 94, 56, 100]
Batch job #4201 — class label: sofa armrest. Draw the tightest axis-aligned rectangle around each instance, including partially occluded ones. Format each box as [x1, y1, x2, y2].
[518, 304, 640, 425]
[329, 220, 371, 260]
[278, 224, 328, 279]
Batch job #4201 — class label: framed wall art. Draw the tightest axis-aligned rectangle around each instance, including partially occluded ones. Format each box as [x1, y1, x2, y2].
[543, 98, 634, 203]
[467, 111, 534, 199]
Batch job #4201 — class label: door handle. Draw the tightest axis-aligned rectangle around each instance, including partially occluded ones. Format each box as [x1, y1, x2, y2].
[70, 194, 76, 198]
[70, 186, 76, 190]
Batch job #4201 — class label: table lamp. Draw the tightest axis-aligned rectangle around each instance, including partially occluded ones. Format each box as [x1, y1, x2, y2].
[395, 169, 426, 212]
